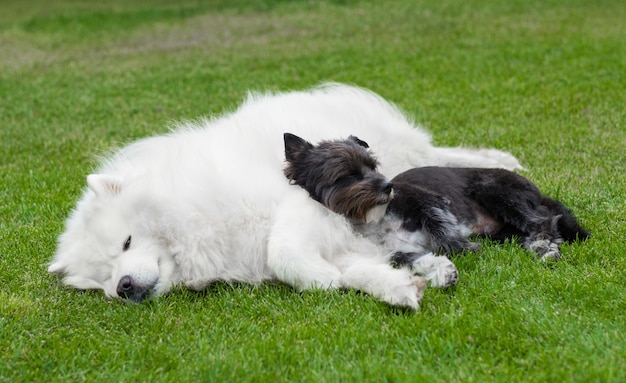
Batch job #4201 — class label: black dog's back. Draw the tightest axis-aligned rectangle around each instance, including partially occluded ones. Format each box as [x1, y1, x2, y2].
[390, 167, 589, 245]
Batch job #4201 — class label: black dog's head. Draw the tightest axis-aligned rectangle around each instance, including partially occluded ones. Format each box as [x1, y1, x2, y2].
[283, 133, 393, 223]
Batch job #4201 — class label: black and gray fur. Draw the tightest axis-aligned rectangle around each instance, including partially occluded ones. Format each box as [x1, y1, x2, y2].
[385, 167, 590, 262]
[283, 133, 460, 288]
[283, 133, 392, 223]
[283, 133, 589, 266]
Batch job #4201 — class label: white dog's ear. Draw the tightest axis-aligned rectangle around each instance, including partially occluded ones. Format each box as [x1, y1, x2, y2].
[283, 133, 313, 162]
[87, 174, 123, 196]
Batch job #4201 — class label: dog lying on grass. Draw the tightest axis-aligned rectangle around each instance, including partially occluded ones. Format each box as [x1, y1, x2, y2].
[50, 84, 525, 310]
[283, 133, 589, 288]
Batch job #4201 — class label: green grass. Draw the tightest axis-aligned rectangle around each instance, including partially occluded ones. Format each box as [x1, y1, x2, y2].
[1, 0, 625, 381]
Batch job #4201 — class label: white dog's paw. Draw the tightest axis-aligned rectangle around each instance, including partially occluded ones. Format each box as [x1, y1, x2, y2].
[411, 253, 459, 288]
[478, 149, 525, 171]
[185, 278, 211, 291]
[386, 275, 427, 310]
[341, 264, 427, 310]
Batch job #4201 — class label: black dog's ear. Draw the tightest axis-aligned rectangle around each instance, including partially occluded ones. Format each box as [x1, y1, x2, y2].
[284, 133, 313, 162]
[349, 135, 369, 149]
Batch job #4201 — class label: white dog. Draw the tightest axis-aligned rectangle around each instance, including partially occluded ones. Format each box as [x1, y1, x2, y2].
[49, 83, 522, 309]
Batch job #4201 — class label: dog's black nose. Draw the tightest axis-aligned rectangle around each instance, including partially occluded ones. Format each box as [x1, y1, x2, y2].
[117, 275, 154, 302]
[380, 181, 393, 195]
[117, 275, 134, 298]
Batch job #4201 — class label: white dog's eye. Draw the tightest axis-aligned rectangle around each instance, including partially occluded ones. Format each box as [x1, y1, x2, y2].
[123, 235, 132, 251]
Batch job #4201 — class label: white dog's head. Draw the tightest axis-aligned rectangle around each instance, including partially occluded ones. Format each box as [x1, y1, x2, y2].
[49, 174, 177, 302]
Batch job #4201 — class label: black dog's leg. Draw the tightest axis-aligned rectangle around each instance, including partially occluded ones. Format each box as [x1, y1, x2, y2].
[420, 208, 481, 255]
[390, 252, 459, 288]
[389, 182, 479, 256]
[521, 197, 590, 261]
[390, 252, 420, 269]
[467, 170, 568, 260]
[522, 216, 563, 261]
[541, 197, 590, 242]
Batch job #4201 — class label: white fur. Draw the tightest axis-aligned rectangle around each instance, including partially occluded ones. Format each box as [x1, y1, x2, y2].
[355, 211, 460, 288]
[410, 253, 459, 288]
[49, 83, 522, 309]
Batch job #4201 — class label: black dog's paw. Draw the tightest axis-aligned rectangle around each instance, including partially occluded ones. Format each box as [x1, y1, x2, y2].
[390, 252, 419, 269]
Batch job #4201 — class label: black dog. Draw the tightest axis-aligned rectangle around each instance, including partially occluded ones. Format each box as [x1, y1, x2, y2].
[283, 133, 589, 270]
[283, 132, 458, 289]
[385, 167, 590, 265]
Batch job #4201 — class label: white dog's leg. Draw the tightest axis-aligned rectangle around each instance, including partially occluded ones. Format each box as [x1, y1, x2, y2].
[267, 192, 345, 291]
[431, 147, 525, 171]
[341, 260, 427, 310]
[267, 242, 343, 291]
[411, 253, 459, 288]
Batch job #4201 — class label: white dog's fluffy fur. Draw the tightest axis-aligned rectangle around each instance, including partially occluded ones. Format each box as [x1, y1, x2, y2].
[49, 83, 522, 309]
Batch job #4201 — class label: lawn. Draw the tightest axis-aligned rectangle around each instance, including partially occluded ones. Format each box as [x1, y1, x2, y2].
[1, 0, 625, 382]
